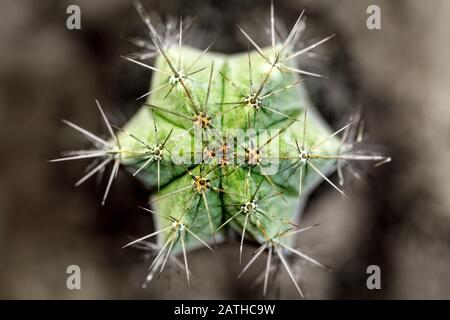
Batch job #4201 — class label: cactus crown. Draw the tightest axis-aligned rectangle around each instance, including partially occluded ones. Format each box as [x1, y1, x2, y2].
[51, 1, 390, 298]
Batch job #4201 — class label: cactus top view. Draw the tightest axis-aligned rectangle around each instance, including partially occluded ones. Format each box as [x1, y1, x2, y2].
[51, 1, 390, 298]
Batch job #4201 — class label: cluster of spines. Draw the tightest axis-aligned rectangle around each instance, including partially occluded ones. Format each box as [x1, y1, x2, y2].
[51, 0, 390, 298]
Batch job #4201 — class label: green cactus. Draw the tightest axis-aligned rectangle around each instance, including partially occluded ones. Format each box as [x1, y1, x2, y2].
[51, 1, 390, 297]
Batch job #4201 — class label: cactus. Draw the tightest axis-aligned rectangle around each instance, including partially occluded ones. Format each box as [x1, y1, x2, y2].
[51, 1, 390, 298]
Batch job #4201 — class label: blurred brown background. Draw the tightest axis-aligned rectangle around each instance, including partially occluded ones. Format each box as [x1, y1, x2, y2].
[1, 0, 450, 299]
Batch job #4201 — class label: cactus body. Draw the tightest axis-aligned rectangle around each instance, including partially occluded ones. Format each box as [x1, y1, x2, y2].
[117, 46, 340, 253]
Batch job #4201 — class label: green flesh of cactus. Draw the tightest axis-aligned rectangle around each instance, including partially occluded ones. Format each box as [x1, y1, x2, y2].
[117, 46, 341, 253]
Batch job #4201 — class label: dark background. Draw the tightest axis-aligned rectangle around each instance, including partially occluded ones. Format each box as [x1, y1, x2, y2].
[1, 0, 450, 299]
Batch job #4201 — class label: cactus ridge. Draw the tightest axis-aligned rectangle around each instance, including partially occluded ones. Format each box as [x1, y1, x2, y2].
[51, 1, 391, 298]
